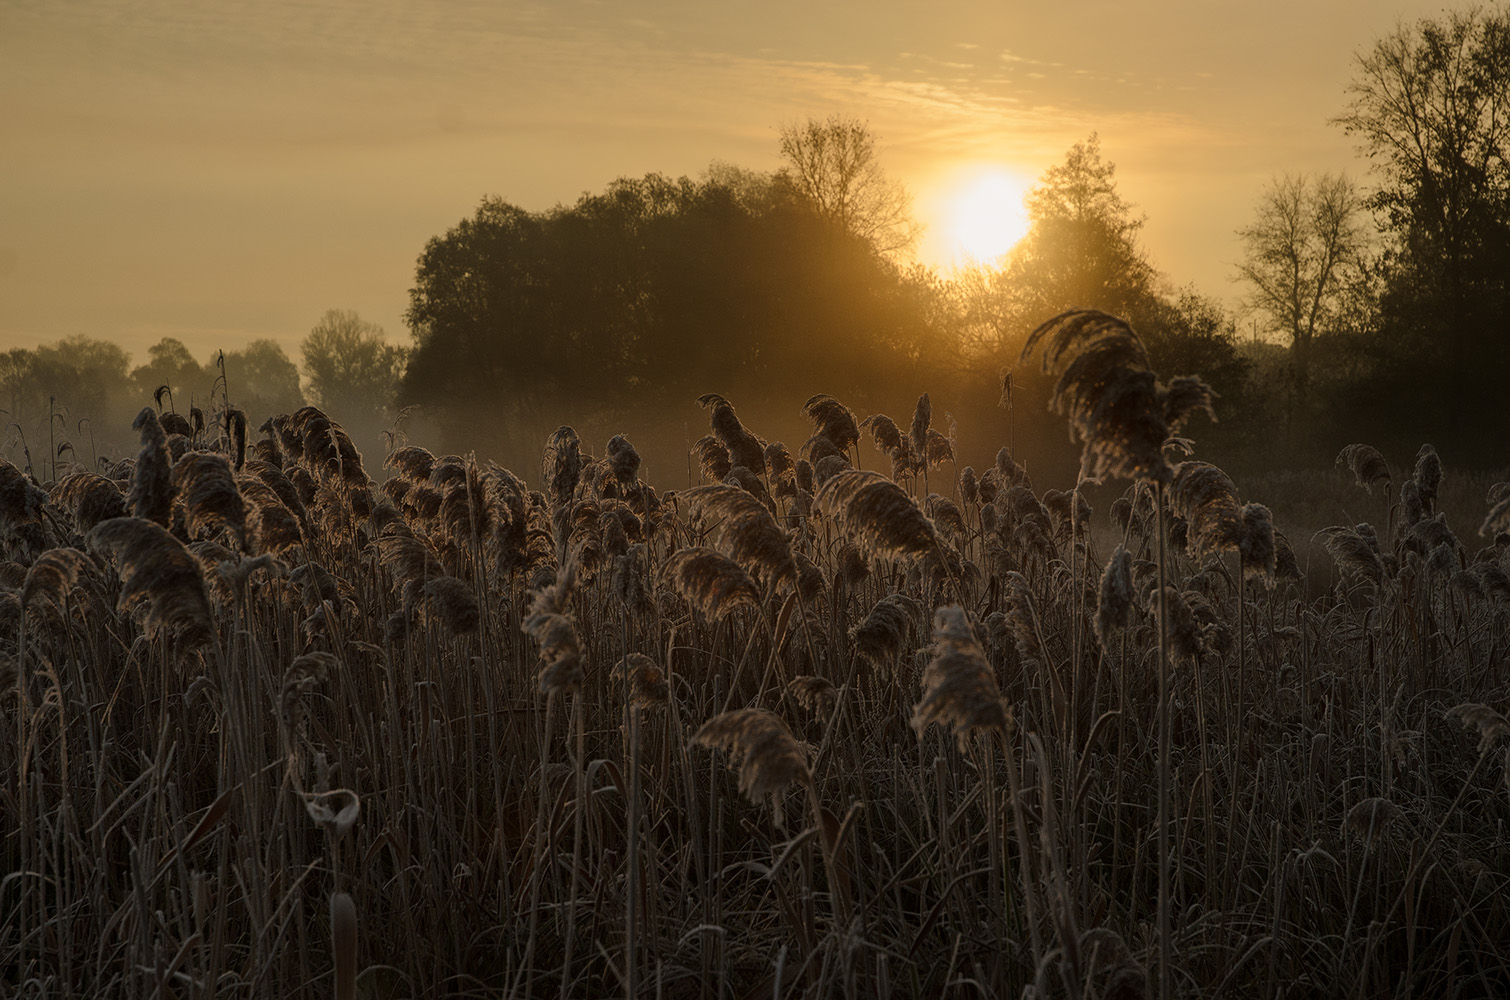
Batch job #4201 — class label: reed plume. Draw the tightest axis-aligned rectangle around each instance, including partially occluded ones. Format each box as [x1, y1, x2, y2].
[1095, 544, 1134, 649]
[680, 484, 795, 588]
[22, 547, 94, 610]
[523, 552, 583, 695]
[1239, 502, 1276, 584]
[1335, 444, 1391, 493]
[693, 708, 811, 826]
[613, 652, 668, 710]
[385, 445, 435, 484]
[1170, 462, 1243, 558]
[52, 472, 126, 537]
[420, 576, 481, 635]
[88, 516, 213, 645]
[849, 593, 918, 670]
[1317, 526, 1386, 588]
[698, 394, 766, 474]
[663, 546, 761, 621]
[172, 451, 248, 549]
[1445, 703, 1510, 756]
[128, 407, 175, 527]
[911, 606, 1008, 749]
[802, 393, 860, 454]
[1414, 444, 1442, 514]
[815, 470, 940, 561]
[1022, 310, 1213, 484]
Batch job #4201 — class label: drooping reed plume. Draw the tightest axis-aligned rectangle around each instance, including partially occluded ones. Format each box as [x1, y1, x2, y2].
[0, 460, 53, 562]
[802, 393, 860, 456]
[172, 451, 248, 550]
[51, 472, 126, 538]
[663, 546, 761, 621]
[613, 652, 668, 710]
[849, 593, 919, 671]
[698, 394, 766, 475]
[128, 407, 175, 527]
[88, 516, 213, 646]
[815, 469, 940, 561]
[21, 547, 95, 611]
[1336, 444, 1391, 493]
[679, 483, 796, 589]
[421, 576, 481, 635]
[1170, 462, 1244, 558]
[1022, 310, 1214, 483]
[911, 606, 1008, 749]
[693, 708, 812, 826]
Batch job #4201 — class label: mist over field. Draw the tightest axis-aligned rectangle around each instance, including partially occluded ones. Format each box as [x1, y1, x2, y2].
[5, 3, 1510, 999]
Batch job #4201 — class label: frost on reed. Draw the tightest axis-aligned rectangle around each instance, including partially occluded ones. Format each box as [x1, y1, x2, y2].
[816, 469, 940, 560]
[911, 606, 1008, 749]
[663, 546, 761, 621]
[693, 708, 811, 826]
[1336, 444, 1391, 493]
[1021, 309, 1213, 484]
[88, 516, 213, 646]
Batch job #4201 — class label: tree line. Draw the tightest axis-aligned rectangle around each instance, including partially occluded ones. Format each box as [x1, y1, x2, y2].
[0, 311, 404, 478]
[13, 5, 1508, 481]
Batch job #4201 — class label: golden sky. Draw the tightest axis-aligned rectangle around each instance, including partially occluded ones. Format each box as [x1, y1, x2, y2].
[0, 0, 1466, 363]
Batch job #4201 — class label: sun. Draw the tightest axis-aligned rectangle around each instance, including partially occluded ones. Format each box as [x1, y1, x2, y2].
[926, 167, 1033, 268]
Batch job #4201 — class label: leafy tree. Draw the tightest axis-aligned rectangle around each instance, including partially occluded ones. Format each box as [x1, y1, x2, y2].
[301, 310, 406, 427]
[221, 340, 304, 419]
[131, 338, 211, 411]
[776, 115, 921, 256]
[1233, 173, 1369, 414]
[1005, 134, 1159, 327]
[402, 170, 949, 463]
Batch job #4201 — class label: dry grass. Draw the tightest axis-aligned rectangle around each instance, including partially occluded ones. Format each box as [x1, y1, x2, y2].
[3, 381, 1510, 1000]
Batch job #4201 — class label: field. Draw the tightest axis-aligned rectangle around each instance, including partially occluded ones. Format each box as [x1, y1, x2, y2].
[4, 327, 1510, 998]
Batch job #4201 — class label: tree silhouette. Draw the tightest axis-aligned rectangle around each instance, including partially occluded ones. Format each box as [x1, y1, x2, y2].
[1234, 173, 1369, 421]
[776, 115, 921, 256]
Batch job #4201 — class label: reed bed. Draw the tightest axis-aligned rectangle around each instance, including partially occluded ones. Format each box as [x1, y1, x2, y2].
[3, 325, 1510, 998]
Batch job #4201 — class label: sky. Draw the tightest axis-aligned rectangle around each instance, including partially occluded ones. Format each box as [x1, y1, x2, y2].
[0, 0, 1474, 365]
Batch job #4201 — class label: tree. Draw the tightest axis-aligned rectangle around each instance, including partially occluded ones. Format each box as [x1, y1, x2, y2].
[1004, 134, 1159, 329]
[131, 338, 211, 409]
[401, 170, 950, 463]
[221, 340, 304, 419]
[776, 115, 921, 255]
[301, 310, 406, 426]
[1234, 173, 1369, 412]
[1335, 7, 1510, 442]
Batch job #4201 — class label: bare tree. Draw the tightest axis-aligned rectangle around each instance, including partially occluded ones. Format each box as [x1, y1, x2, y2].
[1234, 172, 1369, 405]
[777, 115, 921, 255]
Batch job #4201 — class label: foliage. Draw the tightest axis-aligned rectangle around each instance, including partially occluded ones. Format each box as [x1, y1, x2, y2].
[1335, 6, 1510, 450]
[301, 309, 406, 429]
[401, 171, 950, 463]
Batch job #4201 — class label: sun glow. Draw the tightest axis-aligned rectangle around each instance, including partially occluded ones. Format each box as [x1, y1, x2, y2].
[922, 166, 1034, 270]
